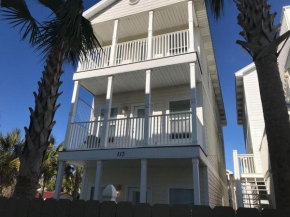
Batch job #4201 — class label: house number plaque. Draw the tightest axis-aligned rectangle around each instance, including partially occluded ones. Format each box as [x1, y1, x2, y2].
[117, 151, 125, 157]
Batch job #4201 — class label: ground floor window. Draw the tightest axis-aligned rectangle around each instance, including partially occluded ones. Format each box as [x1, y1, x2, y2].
[169, 188, 194, 207]
[127, 187, 151, 204]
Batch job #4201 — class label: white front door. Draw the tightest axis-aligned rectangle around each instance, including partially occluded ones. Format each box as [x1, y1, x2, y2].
[127, 187, 151, 204]
[133, 106, 145, 146]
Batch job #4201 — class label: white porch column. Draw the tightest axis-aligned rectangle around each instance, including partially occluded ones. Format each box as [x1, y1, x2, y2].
[109, 19, 119, 66]
[80, 167, 87, 200]
[147, 11, 154, 60]
[233, 150, 244, 208]
[54, 161, 66, 199]
[140, 159, 148, 203]
[63, 81, 80, 149]
[144, 70, 151, 146]
[100, 76, 114, 148]
[190, 63, 198, 144]
[188, 1, 195, 52]
[94, 161, 103, 200]
[192, 158, 200, 205]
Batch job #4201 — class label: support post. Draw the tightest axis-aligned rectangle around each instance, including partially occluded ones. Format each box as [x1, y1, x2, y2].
[109, 19, 119, 65]
[144, 70, 151, 146]
[94, 161, 103, 200]
[147, 11, 154, 60]
[100, 76, 114, 148]
[202, 166, 209, 205]
[188, 1, 195, 52]
[190, 63, 198, 144]
[140, 159, 148, 203]
[80, 167, 87, 200]
[64, 81, 80, 149]
[54, 161, 66, 199]
[192, 158, 200, 205]
[233, 150, 244, 208]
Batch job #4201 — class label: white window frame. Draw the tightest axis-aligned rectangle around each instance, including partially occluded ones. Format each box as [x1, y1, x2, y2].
[166, 99, 191, 142]
[167, 187, 194, 206]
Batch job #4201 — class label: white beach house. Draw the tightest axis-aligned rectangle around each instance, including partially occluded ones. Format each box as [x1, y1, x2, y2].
[54, 0, 228, 207]
[233, 5, 290, 210]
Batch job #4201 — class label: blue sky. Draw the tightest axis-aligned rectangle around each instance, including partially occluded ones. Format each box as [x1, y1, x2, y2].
[0, 0, 288, 172]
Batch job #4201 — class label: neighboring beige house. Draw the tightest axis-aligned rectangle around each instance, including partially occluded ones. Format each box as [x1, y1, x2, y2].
[54, 0, 228, 207]
[233, 5, 290, 210]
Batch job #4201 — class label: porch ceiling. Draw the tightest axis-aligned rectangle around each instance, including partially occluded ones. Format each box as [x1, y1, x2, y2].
[80, 63, 195, 96]
[92, 2, 189, 45]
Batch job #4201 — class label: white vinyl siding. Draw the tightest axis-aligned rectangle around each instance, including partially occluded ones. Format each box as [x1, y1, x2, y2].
[91, 0, 186, 24]
[243, 71, 264, 173]
[93, 84, 192, 119]
[81, 164, 206, 205]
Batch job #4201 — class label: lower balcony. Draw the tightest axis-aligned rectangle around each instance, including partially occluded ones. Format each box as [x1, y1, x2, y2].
[67, 112, 205, 151]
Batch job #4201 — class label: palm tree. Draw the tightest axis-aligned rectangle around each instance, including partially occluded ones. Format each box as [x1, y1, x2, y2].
[0, 129, 24, 197]
[62, 164, 82, 199]
[40, 138, 63, 196]
[207, 0, 290, 209]
[0, 0, 100, 198]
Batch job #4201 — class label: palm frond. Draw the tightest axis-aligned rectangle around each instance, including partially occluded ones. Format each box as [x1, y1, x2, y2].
[206, 0, 225, 20]
[0, 0, 40, 44]
[35, 0, 101, 66]
[37, 0, 64, 15]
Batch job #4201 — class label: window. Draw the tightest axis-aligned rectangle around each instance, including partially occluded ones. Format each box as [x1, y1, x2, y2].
[100, 108, 118, 143]
[169, 100, 190, 113]
[169, 189, 194, 208]
[100, 108, 118, 120]
[169, 100, 191, 139]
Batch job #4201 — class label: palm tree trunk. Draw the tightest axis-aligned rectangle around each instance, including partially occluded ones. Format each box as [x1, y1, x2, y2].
[254, 54, 290, 209]
[236, 0, 290, 209]
[14, 48, 64, 198]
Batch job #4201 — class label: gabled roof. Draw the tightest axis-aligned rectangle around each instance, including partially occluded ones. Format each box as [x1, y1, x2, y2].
[235, 63, 256, 125]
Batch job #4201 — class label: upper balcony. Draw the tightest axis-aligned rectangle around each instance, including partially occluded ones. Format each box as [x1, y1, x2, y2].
[77, 29, 190, 72]
[76, 1, 199, 76]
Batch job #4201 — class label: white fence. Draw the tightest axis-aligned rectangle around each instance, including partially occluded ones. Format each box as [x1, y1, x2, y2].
[77, 29, 190, 72]
[67, 112, 205, 150]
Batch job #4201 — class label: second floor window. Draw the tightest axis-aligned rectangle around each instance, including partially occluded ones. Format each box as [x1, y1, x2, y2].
[169, 100, 191, 139]
[100, 108, 118, 120]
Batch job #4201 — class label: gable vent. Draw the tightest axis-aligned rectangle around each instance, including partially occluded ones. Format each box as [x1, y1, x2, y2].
[129, 0, 140, 5]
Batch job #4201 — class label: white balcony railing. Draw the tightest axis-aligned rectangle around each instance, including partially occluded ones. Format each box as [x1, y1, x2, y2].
[67, 112, 205, 150]
[115, 38, 148, 65]
[77, 46, 111, 71]
[77, 29, 190, 72]
[238, 154, 256, 174]
[153, 29, 189, 58]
